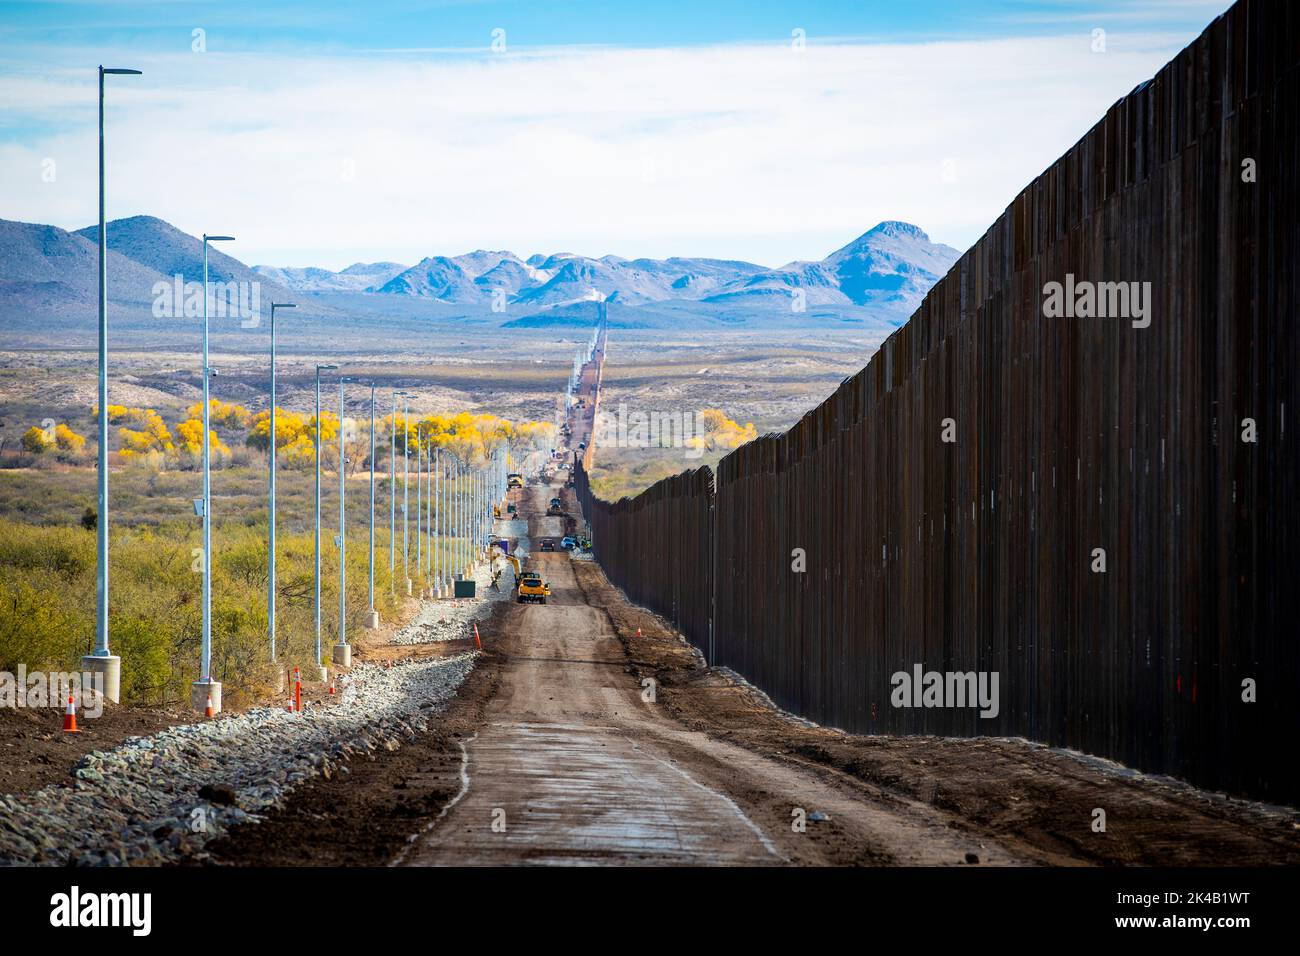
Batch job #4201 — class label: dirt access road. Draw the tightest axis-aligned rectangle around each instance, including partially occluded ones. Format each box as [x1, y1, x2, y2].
[204, 478, 1300, 867]
[398, 481, 1020, 866]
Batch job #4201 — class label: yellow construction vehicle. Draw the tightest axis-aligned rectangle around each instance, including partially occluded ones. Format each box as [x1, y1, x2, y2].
[517, 571, 550, 604]
[507, 473, 524, 490]
[494, 504, 502, 518]
[546, 496, 563, 516]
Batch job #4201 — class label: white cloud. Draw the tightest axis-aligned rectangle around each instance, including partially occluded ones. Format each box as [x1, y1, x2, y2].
[0, 31, 1201, 269]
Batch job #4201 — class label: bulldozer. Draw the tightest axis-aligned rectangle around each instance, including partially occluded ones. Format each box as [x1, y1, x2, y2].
[507, 473, 524, 490]
[546, 496, 563, 516]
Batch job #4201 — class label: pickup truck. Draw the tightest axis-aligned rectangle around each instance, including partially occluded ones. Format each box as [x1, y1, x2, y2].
[517, 572, 550, 604]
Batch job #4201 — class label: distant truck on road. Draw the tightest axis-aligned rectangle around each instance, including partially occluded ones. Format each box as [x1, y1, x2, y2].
[547, 497, 563, 515]
[507, 473, 524, 490]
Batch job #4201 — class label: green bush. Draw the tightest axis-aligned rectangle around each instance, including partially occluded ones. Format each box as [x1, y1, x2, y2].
[0, 510, 408, 707]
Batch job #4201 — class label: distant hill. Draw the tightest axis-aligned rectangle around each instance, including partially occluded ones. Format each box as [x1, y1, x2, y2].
[0, 219, 172, 311]
[0, 215, 960, 346]
[703, 222, 960, 313]
[339, 222, 957, 313]
[252, 261, 406, 293]
[71, 216, 298, 303]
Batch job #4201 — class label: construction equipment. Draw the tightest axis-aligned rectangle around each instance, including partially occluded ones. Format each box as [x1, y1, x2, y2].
[507, 473, 524, 490]
[517, 571, 550, 604]
[489, 544, 521, 578]
[494, 504, 502, 518]
[547, 496, 563, 516]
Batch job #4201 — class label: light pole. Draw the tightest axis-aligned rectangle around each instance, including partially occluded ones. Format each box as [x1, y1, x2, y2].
[364, 381, 380, 629]
[432, 445, 441, 598]
[267, 302, 294, 679]
[457, 457, 467, 578]
[84, 65, 141, 707]
[434, 437, 439, 580]
[442, 449, 451, 595]
[415, 421, 422, 594]
[402, 392, 412, 595]
[390, 390, 399, 594]
[334, 377, 351, 670]
[193, 232, 235, 715]
[313, 363, 338, 681]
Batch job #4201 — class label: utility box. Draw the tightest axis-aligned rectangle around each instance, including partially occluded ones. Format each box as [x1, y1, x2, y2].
[454, 579, 476, 598]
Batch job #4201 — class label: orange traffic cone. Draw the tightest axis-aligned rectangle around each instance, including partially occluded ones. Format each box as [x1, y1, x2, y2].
[204, 694, 215, 719]
[62, 694, 78, 733]
[473, 623, 482, 649]
[293, 666, 302, 713]
[636, 627, 642, 638]
[329, 678, 336, 695]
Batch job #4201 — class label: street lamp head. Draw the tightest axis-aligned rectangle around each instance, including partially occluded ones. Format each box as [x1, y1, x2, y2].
[271, 302, 296, 310]
[102, 68, 143, 75]
[203, 234, 236, 243]
[317, 364, 339, 372]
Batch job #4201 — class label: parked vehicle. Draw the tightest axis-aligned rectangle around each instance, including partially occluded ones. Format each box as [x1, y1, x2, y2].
[561, 536, 576, 550]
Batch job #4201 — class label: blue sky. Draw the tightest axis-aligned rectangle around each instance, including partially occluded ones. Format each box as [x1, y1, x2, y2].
[0, 0, 1230, 52]
[0, 0, 1233, 268]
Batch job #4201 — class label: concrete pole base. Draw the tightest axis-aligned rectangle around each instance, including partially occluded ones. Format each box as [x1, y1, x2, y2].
[80, 654, 121, 705]
[364, 609, 380, 629]
[191, 679, 222, 715]
[434, 585, 444, 599]
[405, 578, 413, 596]
[272, 666, 286, 694]
[332, 643, 352, 668]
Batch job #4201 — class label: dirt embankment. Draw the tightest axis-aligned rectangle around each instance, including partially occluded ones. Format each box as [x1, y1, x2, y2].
[0, 704, 189, 795]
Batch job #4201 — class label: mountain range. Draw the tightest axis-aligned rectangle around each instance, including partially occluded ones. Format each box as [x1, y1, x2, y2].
[0, 215, 960, 345]
[249, 220, 959, 313]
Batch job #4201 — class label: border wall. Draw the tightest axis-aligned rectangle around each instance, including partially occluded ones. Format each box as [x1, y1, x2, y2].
[576, 0, 1299, 802]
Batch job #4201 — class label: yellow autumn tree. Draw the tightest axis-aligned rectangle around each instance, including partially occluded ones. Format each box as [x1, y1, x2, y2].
[21, 423, 86, 454]
[187, 399, 252, 430]
[385, 411, 552, 464]
[174, 418, 230, 457]
[246, 408, 310, 452]
[53, 423, 87, 452]
[117, 409, 172, 456]
[244, 409, 338, 468]
[685, 409, 758, 453]
[21, 426, 54, 454]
